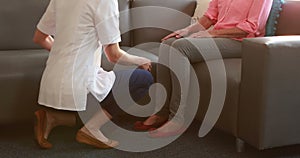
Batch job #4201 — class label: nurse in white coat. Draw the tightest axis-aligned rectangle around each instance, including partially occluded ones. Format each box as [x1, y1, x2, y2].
[33, 0, 153, 149]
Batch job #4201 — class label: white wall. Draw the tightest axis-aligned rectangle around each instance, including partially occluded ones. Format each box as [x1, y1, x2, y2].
[193, 0, 210, 18]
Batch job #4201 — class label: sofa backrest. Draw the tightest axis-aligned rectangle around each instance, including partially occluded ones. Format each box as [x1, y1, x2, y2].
[118, 0, 131, 47]
[0, 0, 132, 49]
[0, 0, 48, 50]
[130, 0, 196, 47]
[276, 0, 300, 35]
[0, 0, 196, 49]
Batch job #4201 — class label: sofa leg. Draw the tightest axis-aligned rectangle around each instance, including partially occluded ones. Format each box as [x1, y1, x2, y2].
[236, 138, 245, 152]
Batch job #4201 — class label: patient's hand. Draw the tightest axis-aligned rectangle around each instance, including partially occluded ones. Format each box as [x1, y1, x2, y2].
[162, 28, 189, 41]
[188, 31, 212, 38]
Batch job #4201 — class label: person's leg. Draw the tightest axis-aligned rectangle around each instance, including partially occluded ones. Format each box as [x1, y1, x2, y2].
[150, 38, 242, 136]
[74, 92, 120, 149]
[168, 38, 242, 121]
[77, 93, 112, 143]
[43, 109, 77, 138]
[100, 69, 154, 117]
[142, 38, 177, 126]
[76, 110, 119, 148]
[34, 107, 77, 148]
[149, 39, 192, 134]
[77, 69, 153, 146]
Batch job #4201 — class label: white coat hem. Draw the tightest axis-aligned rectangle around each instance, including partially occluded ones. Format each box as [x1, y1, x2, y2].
[38, 101, 86, 111]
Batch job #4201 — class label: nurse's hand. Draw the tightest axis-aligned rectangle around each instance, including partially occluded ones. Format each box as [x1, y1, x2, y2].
[138, 63, 152, 72]
[138, 58, 152, 72]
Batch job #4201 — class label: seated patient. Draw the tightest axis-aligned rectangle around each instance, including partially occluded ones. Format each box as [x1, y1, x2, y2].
[33, 0, 153, 149]
[134, 0, 273, 137]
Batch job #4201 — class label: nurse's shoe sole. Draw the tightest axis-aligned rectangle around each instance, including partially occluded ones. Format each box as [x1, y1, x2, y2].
[76, 130, 119, 149]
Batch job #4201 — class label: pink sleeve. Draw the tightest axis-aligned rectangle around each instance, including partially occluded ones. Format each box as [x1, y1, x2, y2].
[236, 0, 273, 34]
[203, 0, 218, 24]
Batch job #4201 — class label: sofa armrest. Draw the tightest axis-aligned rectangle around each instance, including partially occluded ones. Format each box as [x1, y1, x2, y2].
[238, 36, 300, 150]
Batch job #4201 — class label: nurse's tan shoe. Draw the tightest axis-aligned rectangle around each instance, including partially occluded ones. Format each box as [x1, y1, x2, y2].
[34, 110, 53, 149]
[76, 130, 119, 149]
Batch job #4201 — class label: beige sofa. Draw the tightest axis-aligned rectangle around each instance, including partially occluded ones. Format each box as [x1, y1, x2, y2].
[0, 0, 196, 123]
[195, 0, 300, 151]
[238, 1, 300, 150]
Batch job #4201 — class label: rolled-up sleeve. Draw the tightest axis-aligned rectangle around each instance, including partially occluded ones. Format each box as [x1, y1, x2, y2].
[236, 0, 273, 35]
[204, 0, 219, 24]
[94, 0, 121, 45]
[37, 0, 56, 35]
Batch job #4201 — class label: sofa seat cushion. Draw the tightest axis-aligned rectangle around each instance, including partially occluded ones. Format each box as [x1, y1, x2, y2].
[0, 49, 48, 124]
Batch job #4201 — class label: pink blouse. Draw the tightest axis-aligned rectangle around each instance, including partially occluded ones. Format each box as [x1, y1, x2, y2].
[204, 0, 273, 39]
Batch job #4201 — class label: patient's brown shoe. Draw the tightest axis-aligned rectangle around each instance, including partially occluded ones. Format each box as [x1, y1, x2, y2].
[34, 110, 52, 149]
[76, 130, 119, 149]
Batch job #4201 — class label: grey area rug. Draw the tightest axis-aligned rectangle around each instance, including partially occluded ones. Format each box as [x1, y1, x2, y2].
[1, 120, 300, 158]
